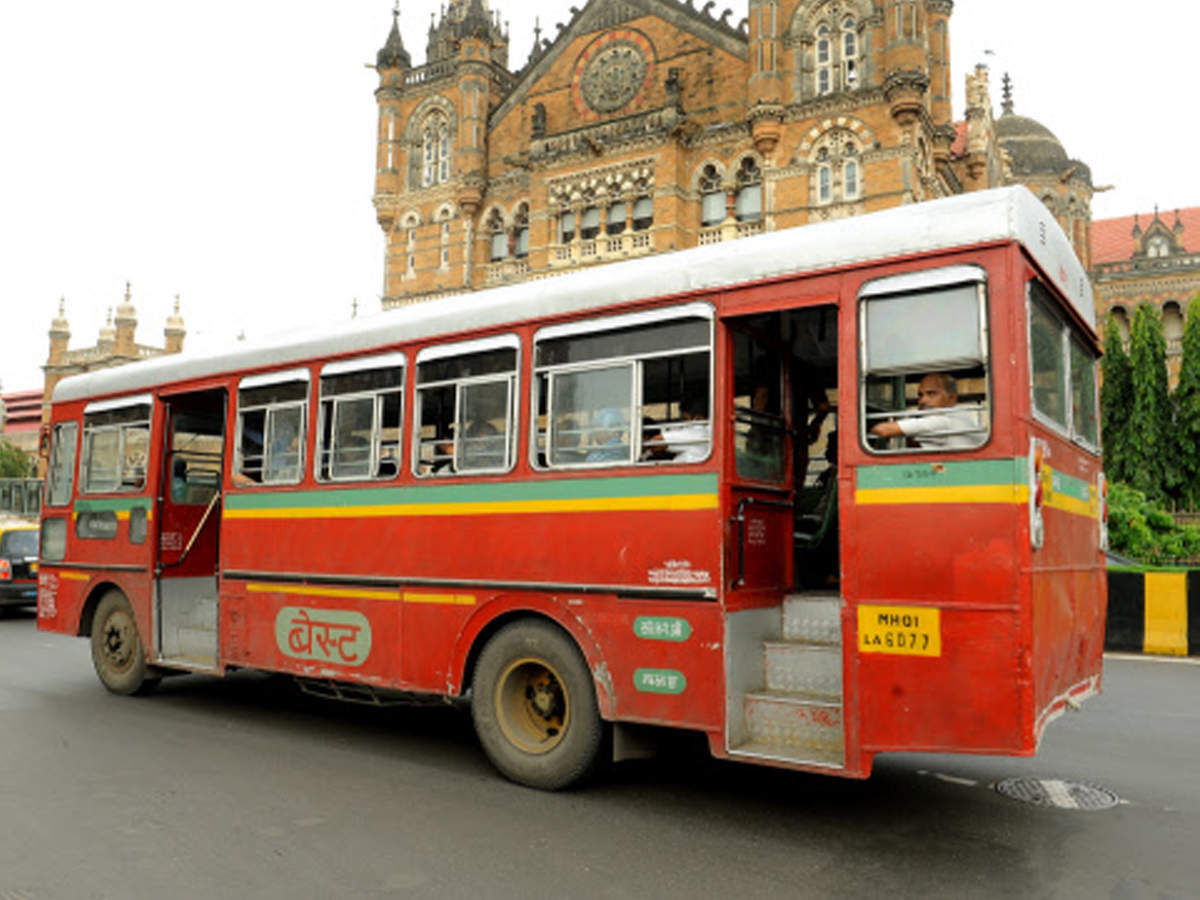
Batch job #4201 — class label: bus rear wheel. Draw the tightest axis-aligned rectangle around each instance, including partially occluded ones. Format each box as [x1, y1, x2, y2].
[471, 620, 603, 790]
[90, 590, 159, 696]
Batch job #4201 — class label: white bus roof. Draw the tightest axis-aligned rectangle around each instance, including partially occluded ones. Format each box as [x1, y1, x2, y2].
[53, 185, 1092, 405]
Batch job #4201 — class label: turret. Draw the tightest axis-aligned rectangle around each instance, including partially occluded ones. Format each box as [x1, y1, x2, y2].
[747, 0, 785, 157]
[48, 297, 70, 366]
[881, 0, 931, 127]
[164, 295, 186, 353]
[374, 6, 410, 233]
[113, 281, 138, 357]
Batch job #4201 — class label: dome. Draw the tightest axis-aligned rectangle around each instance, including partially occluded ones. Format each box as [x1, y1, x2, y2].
[995, 113, 1069, 175]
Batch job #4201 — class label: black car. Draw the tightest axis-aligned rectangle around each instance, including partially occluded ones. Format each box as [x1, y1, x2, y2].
[0, 524, 39, 609]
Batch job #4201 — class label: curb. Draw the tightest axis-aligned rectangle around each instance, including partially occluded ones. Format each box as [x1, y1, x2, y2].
[1106, 569, 1200, 656]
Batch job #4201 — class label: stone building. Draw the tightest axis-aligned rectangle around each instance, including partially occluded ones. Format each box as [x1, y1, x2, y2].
[370, 0, 1029, 307]
[40, 284, 186, 473]
[1091, 207, 1200, 385]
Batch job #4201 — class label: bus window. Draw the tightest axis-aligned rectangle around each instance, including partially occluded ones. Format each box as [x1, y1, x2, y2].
[1030, 280, 1100, 449]
[414, 337, 517, 477]
[317, 353, 405, 481]
[732, 330, 785, 481]
[236, 370, 309, 485]
[860, 266, 990, 453]
[533, 305, 712, 469]
[46, 421, 78, 506]
[169, 408, 224, 504]
[81, 398, 152, 492]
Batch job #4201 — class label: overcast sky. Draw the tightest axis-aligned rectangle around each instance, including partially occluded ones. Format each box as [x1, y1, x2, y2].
[2, 1, 1196, 394]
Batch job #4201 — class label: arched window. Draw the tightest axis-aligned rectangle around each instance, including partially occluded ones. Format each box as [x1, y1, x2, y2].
[422, 113, 451, 187]
[633, 195, 653, 231]
[816, 24, 832, 95]
[734, 158, 763, 223]
[558, 208, 576, 244]
[842, 17, 858, 88]
[606, 200, 627, 236]
[437, 208, 452, 268]
[700, 165, 725, 226]
[1147, 235, 1170, 258]
[812, 134, 864, 206]
[487, 209, 507, 262]
[1164, 301, 1185, 344]
[513, 204, 530, 258]
[1109, 306, 1131, 344]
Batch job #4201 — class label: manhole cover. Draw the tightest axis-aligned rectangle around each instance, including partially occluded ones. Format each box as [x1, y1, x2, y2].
[995, 777, 1119, 811]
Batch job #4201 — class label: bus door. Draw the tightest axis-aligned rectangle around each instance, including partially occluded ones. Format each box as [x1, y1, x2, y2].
[155, 389, 226, 670]
[726, 306, 840, 597]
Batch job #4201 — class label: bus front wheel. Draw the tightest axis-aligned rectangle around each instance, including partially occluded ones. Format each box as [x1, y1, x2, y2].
[471, 620, 603, 790]
[90, 590, 159, 696]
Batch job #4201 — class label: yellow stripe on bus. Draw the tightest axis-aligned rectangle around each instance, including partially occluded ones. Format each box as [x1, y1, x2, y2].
[246, 583, 398, 602]
[57, 571, 91, 581]
[855, 485, 1030, 506]
[1043, 492, 1094, 518]
[402, 592, 476, 606]
[224, 493, 718, 520]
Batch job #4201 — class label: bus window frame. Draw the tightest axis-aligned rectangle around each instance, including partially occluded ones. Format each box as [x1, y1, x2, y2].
[316, 352, 407, 484]
[79, 395, 154, 494]
[411, 334, 520, 478]
[530, 303, 715, 471]
[1027, 279, 1101, 455]
[45, 420, 79, 507]
[234, 369, 311, 487]
[858, 266, 991, 455]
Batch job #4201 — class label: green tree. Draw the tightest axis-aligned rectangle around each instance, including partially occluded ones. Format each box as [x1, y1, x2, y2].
[0, 440, 32, 478]
[1127, 303, 1174, 504]
[1174, 294, 1200, 510]
[1099, 314, 1134, 482]
[1107, 481, 1200, 564]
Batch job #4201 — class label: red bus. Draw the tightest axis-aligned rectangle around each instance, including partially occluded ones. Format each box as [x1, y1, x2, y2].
[38, 186, 1106, 789]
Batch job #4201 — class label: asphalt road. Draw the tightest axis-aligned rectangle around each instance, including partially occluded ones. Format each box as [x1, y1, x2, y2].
[0, 610, 1196, 899]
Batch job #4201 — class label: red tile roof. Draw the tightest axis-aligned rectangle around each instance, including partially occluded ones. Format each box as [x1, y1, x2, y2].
[1090, 208, 1200, 264]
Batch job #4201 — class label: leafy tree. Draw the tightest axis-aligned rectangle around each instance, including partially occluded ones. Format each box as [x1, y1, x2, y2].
[1173, 294, 1200, 510]
[1099, 314, 1134, 483]
[0, 439, 32, 478]
[1127, 303, 1174, 504]
[1107, 481, 1200, 565]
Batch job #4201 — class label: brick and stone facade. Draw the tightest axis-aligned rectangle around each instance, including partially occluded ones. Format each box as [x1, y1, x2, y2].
[371, 0, 1014, 308]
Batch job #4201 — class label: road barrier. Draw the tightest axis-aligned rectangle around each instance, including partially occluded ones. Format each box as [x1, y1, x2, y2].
[1107, 568, 1200, 656]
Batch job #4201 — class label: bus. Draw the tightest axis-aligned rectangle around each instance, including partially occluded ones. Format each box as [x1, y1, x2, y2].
[37, 186, 1106, 790]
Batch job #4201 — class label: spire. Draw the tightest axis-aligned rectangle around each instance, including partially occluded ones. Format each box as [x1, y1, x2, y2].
[98, 307, 116, 346]
[164, 294, 186, 353]
[1175, 209, 1184, 234]
[1001, 73, 1014, 116]
[1132, 214, 1142, 237]
[50, 297, 70, 337]
[376, 4, 411, 70]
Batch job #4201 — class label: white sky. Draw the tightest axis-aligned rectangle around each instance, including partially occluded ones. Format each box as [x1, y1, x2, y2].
[2, 1, 1196, 394]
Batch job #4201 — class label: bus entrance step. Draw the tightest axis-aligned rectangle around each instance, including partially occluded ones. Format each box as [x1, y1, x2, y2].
[782, 592, 842, 644]
[764, 641, 842, 696]
[736, 690, 844, 767]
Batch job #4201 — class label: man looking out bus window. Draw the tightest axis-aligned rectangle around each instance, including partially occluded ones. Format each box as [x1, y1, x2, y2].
[869, 372, 983, 450]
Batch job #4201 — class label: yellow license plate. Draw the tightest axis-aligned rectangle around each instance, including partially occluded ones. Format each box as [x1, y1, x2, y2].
[858, 604, 941, 657]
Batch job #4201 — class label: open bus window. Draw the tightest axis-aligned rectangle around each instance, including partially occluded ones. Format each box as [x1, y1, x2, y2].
[236, 372, 309, 485]
[317, 354, 405, 482]
[1030, 280, 1100, 449]
[169, 408, 224, 504]
[46, 421, 78, 506]
[860, 267, 990, 453]
[532, 305, 712, 469]
[81, 399, 152, 493]
[732, 330, 785, 481]
[414, 337, 517, 477]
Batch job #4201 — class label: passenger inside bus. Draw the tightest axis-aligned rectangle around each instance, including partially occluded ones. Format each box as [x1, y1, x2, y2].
[868, 372, 985, 449]
[586, 408, 629, 461]
[658, 396, 710, 462]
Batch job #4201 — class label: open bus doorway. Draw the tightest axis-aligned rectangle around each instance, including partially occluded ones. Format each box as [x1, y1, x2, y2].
[727, 305, 840, 594]
[156, 389, 226, 670]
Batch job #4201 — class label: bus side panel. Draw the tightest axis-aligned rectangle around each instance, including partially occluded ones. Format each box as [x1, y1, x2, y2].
[219, 506, 722, 600]
[219, 580, 404, 687]
[851, 500, 1030, 753]
[1029, 444, 1106, 739]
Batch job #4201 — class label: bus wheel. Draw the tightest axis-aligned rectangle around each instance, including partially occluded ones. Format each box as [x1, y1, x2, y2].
[90, 590, 159, 696]
[471, 620, 603, 790]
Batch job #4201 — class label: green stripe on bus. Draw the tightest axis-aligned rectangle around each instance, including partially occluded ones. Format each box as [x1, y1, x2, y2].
[224, 472, 719, 512]
[74, 497, 153, 513]
[856, 458, 1025, 490]
[1049, 468, 1091, 503]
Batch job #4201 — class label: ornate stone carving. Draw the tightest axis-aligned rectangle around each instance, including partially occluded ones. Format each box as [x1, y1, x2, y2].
[580, 39, 649, 113]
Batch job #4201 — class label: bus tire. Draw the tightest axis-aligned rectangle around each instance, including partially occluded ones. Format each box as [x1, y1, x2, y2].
[90, 590, 159, 696]
[471, 620, 603, 790]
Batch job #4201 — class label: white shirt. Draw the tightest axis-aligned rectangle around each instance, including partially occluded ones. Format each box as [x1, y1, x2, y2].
[661, 422, 710, 462]
[897, 406, 985, 449]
